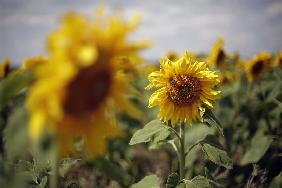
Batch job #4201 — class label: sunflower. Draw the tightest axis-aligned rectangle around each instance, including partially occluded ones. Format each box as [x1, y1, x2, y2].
[166, 51, 179, 61]
[219, 70, 238, 85]
[245, 51, 272, 81]
[11, 56, 48, 76]
[207, 37, 227, 68]
[27, 8, 145, 158]
[0, 59, 12, 78]
[146, 52, 220, 126]
[273, 51, 282, 67]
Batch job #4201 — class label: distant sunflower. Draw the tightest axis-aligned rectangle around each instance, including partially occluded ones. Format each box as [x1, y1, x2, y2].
[207, 38, 227, 68]
[27, 8, 145, 158]
[245, 51, 272, 81]
[273, 51, 282, 68]
[0, 59, 11, 78]
[219, 70, 238, 85]
[146, 52, 220, 126]
[166, 51, 179, 61]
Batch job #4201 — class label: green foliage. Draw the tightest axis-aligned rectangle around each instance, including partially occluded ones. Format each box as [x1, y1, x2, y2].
[166, 172, 180, 188]
[200, 135, 233, 169]
[131, 175, 160, 188]
[177, 176, 210, 188]
[0, 72, 32, 110]
[95, 158, 132, 186]
[203, 108, 224, 136]
[59, 158, 79, 178]
[269, 174, 282, 188]
[3, 107, 29, 161]
[240, 129, 273, 165]
[129, 119, 170, 145]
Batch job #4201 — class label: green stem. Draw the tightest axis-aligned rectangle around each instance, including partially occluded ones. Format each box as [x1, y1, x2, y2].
[51, 148, 58, 188]
[179, 123, 186, 180]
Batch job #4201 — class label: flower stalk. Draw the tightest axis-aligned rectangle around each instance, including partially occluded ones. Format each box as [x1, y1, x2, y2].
[179, 123, 186, 180]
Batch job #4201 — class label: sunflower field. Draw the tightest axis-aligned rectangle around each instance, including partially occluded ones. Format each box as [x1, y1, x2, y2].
[0, 5, 281, 188]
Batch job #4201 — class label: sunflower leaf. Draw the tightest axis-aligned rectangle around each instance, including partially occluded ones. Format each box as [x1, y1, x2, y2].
[200, 135, 233, 169]
[240, 129, 273, 165]
[0, 72, 32, 110]
[203, 108, 224, 136]
[190, 176, 210, 188]
[166, 172, 180, 188]
[129, 119, 169, 145]
[95, 158, 131, 186]
[131, 175, 160, 188]
[3, 107, 29, 161]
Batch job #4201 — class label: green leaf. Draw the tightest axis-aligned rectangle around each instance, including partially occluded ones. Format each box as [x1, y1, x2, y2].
[129, 119, 169, 145]
[182, 180, 197, 188]
[131, 175, 160, 188]
[203, 108, 224, 136]
[200, 135, 233, 169]
[204, 168, 224, 188]
[95, 158, 131, 186]
[269, 174, 282, 188]
[3, 107, 29, 160]
[166, 172, 180, 188]
[59, 158, 79, 178]
[178, 176, 211, 188]
[241, 130, 273, 165]
[0, 72, 32, 109]
[153, 126, 170, 143]
[148, 125, 171, 150]
[185, 125, 214, 152]
[36, 176, 48, 188]
[191, 176, 210, 188]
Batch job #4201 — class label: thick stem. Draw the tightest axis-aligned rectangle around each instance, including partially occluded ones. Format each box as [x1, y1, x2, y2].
[51, 148, 58, 188]
[179, 123, 186, 180]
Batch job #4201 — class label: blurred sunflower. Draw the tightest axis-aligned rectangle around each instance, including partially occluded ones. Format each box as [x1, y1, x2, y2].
[166, 51, 179, 61]
[245, 51, 272, 81]
[207, 37, 227, 68]
[0, 59, 12, 78]
[219, 70, 238, 85]
[27, 8, 146, 158]
[146, 52, 220, 126]
[273, 51, 282, 67]
[12, 56, 48, 75]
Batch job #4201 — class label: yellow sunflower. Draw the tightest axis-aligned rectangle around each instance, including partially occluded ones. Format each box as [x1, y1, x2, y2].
[166, 51, 179, 61]
[219, 70, 238, 85]
[245, 51, 272, 81]
[146, 52, 220, 126]
[273, 51, 282, 67]
[27, 8, 145, 158]
[12, 56, 48, 76]
[207, 37, 227, 68]
[0, 59, 12, 78]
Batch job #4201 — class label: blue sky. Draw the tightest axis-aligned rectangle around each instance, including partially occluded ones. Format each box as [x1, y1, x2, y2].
[0, 0, 282, 64]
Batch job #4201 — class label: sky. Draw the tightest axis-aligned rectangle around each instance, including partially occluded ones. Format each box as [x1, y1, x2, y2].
[0, 0, 282, 64]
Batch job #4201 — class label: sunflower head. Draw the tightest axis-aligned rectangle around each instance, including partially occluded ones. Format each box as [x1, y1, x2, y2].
[245, 51, 272, 81]
[146, 52, 220, 126]
[219, 70, 238, 85]
[207, 37, 227, 68]
[27, 8, 145, 158]
[0, 59, 12, 78]
[273, 51, 282, 68]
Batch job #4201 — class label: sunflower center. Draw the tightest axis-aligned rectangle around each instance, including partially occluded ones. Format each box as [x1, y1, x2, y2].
[168, 75, 201, 106]
[251, 60, 264, 75]
[216, 50, 226, 65]
[63, 64, 111, 117]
